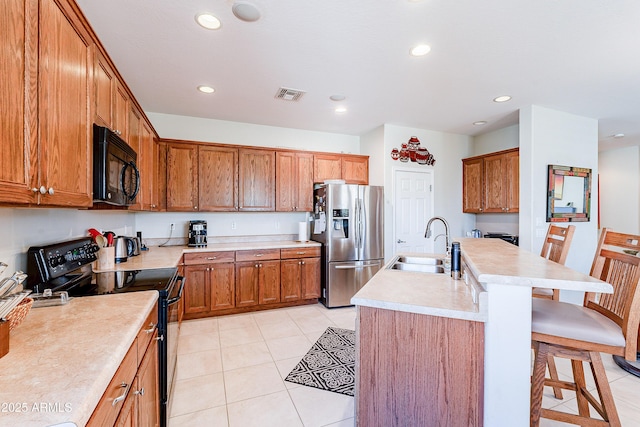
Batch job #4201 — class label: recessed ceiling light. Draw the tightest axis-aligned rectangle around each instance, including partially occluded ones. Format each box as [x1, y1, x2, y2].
[330, 95, 346, 102]
[410, 44, 431, 57]
[613, 133, 625, 138]
[335, 107, 347, 113]
[195, 13, 222, 30]
[232, 1, 261, 22]
[197, 85, 215, 94]
[473, 121, 487, 126]
[493, 95, 512, 103]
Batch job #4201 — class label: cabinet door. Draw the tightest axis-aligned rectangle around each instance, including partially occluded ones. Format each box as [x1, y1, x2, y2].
[183, 264, 210, 315]
[156, 141, 167, 211]
[94, 50, 114, 129]
[113, 81, 129, 141]
[0, 0, 38, 204]
[259, 260, 281, 304]
[136, 334, 159, 427]
[296, 153, 315, 211]
[314, 154, 342, 183]
[38, 0, 93, 207]
[462, 158, 483, 213]
[166, 143, 198, 211]
[301, 257, 321, 299]
[238, 148, 275, 211]
[483, 153, 506, 213]
[504, 150, 519, 213]
[139, 121, 157, 210]
[127, 106, 142, 210]
[210, 262, 235, 311]
[275, 152, 297, 211]
[280, 259, 301, 302]
[342, 155, 369, 184]
[199, 145, 238, 211]
[235, 262, 259, 307]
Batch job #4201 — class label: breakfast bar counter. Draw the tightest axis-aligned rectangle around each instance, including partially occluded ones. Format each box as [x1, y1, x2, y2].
[352, 238, 612, 427]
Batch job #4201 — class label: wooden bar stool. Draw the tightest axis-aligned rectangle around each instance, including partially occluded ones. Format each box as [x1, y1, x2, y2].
[530, 228, 640, 427]
[532, 224, 575, 398]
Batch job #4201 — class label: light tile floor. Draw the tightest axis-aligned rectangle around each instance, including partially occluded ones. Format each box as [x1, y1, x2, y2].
[169, 303, 640, 426]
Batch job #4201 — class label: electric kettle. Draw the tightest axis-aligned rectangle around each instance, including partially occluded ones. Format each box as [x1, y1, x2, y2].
[114, 237, 129, 263]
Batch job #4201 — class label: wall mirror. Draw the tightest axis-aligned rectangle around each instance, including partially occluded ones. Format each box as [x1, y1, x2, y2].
[547, 165, 592, 222]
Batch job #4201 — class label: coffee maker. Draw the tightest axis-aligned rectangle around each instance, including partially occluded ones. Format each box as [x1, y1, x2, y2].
[188, 220, 207, 247]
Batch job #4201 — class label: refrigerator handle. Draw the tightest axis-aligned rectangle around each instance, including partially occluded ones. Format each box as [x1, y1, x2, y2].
[356, 198, 362, 249]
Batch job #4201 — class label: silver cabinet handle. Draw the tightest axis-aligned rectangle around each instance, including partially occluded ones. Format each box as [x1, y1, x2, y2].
[296, 251, 306, 255]
[254, 254, 264, 257]
[206, 256, 217, 260]
[112, 382, 130, 406]
[155, 335, 164, 342]
[134, 388, 145, 396]
[145, 323, 156, 334]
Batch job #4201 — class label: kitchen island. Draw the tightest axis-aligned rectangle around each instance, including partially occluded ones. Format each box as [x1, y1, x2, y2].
[352, 238, 612, 427]
[0, 291, 158, 427]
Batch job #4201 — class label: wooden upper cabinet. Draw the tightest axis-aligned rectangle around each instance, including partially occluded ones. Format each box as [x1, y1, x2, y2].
[94, 49, 129, 141]
[166, 143, 199, 211]
[462, 148, 519, 214]
[199, 145, 238, 211]
[313, 153, 369, 184]
[37, 0, 93, 207]
[314, 154, 342, 183]
[462, 157, 483, 213]
[276, 151, 313, 212]
[139, 121, 158, 210]
[342, 155, 369, 184]
[112, 81, 129, 141]
[238, 148, 275, 211]
[127, 106, 142, 210]
[0, 0, 38, 204]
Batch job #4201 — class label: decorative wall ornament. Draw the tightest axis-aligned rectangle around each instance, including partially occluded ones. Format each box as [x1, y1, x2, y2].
[390, 136, 435, 165]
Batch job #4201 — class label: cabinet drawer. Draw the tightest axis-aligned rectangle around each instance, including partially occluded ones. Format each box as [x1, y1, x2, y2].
[87, 340, 137, 427]
[236, 249, 280, 262]
[136, 304, 158, 364]
[281, 247, 321, 259]
[184, 251, 235, 265]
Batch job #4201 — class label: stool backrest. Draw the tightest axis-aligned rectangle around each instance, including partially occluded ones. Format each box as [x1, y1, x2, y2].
[587, 228, 640, 360]
[540, 224, 575, 265]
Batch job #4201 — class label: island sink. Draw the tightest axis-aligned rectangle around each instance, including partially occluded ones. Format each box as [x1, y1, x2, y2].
[387, 255, 446, 274]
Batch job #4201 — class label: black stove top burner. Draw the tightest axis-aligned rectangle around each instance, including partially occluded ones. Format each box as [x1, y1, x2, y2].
[74, 268, 178, 297]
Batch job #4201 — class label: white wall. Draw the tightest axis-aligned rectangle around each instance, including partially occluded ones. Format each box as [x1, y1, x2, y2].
[599, 146, 640, 234]
[472, 124, 520, 236]
[147, 112, 360, 153]
[0, 208, 134, 277]
[519, 106, 599, 303]
[381, 125, 473, 258]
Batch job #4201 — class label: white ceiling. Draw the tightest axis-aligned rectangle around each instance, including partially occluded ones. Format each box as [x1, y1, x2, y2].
[75, 0, 640, 151]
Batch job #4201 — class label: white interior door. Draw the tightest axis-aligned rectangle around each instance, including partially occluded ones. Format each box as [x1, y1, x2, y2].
[394, 169, 434, 254]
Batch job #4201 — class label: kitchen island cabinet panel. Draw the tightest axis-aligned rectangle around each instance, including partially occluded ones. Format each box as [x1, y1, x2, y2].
[356, 306, 484, 427]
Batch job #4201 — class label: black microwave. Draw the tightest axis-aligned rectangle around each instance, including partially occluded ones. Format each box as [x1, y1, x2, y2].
[93, 124, 140, 206]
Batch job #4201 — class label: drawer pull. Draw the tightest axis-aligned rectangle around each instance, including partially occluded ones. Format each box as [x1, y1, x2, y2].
[206, 257, 217, 260]
[134, 388, 145, 396]
[297, 251, 306, 255]
[144, 323, 157, 334]
[155, 334, 164, 342]
[112, 382, 130, 406]
[254, 254, 264, 257]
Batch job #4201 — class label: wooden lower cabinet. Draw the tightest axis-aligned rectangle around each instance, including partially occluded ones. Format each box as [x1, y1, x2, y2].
[280, 247, 321, 301]
[88, 309, 159, 427]
[356, 306, 484, 427]
[183, 247, 320, 318]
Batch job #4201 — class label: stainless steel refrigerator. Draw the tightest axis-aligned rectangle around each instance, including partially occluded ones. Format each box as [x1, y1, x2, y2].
[311, 184, 384, 307]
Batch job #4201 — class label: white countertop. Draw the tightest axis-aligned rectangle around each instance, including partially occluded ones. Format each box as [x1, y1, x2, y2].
[94, 240, 321, 272]
[351, 238, 612, 322]
[0, 291, 158, 427]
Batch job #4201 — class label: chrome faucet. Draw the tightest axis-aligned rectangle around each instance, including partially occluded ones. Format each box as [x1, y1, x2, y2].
[424, 216, 451, 252]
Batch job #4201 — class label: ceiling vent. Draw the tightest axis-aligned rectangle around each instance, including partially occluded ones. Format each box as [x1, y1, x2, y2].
[275, 87, 306, 101]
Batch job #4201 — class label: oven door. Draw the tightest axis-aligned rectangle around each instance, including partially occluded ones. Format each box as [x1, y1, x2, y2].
[162, 275, 184, 425]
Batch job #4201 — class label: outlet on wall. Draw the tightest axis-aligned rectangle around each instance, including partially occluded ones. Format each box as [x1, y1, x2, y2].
[231, 221, 236, 230]
[170, 223, 175, 231]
